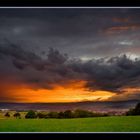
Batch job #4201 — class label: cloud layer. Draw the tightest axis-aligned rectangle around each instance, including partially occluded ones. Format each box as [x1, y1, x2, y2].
[0, 8, 140, 102]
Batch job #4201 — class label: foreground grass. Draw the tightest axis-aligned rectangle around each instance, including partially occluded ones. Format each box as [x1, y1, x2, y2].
[0, 116, 140, 132]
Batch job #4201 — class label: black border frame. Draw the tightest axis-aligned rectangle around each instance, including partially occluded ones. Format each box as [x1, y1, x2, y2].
[0, 0, 140, 139]
[0, 0, 140, 7]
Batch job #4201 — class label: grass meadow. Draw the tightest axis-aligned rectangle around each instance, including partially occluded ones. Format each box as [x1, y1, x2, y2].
[0, 116, 140, 132]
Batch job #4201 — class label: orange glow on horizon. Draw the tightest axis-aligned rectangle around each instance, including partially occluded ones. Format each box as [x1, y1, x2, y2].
[0, 80, 115, 103]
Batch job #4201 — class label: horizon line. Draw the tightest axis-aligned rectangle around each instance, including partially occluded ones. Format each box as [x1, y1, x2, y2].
[0, 99, 139, 104]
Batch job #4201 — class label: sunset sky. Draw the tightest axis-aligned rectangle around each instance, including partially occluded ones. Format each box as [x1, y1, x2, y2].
[1, 8, 140, 103]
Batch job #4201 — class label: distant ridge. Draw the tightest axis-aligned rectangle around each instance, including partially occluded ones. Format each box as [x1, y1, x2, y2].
[0, 100, 139, 112]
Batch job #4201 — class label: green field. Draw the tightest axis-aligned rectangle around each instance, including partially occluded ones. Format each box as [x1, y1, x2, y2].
[0, 116, 140, 132]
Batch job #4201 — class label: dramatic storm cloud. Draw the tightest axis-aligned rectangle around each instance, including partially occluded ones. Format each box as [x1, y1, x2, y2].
[1, 8, 140, 102]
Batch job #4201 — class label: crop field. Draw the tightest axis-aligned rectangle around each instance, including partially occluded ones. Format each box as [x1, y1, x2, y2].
[0, 116, 140, 132]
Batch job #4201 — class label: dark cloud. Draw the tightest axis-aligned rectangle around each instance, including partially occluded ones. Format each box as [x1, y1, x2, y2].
[82, 55, 140, 92]
[1, 8, 140, 59]
[0, 40, 80, 90]
[0, 40, 47, 71]
[1, 40, 140, 96]
[47, 47, 68, 64]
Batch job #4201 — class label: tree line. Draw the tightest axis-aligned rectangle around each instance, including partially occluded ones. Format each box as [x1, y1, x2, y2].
[25, 109, 109, 119]
[4, 109, 108, 119]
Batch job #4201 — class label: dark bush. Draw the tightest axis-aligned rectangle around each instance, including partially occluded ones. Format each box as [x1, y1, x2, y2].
[46, 112, 59, 118]
[13, 112, 21, 118]
[126, 102, 140, 116]
[134, 102, 140, 115]
[63, 110, 74, 118]
[58, 111, 65, 118]
[25, 110, 37, 119]
[74, 109, 94, 118]
[4, 112, 10, 117]
[92, 112, 109, 117]
[37, 112, 47, 118]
